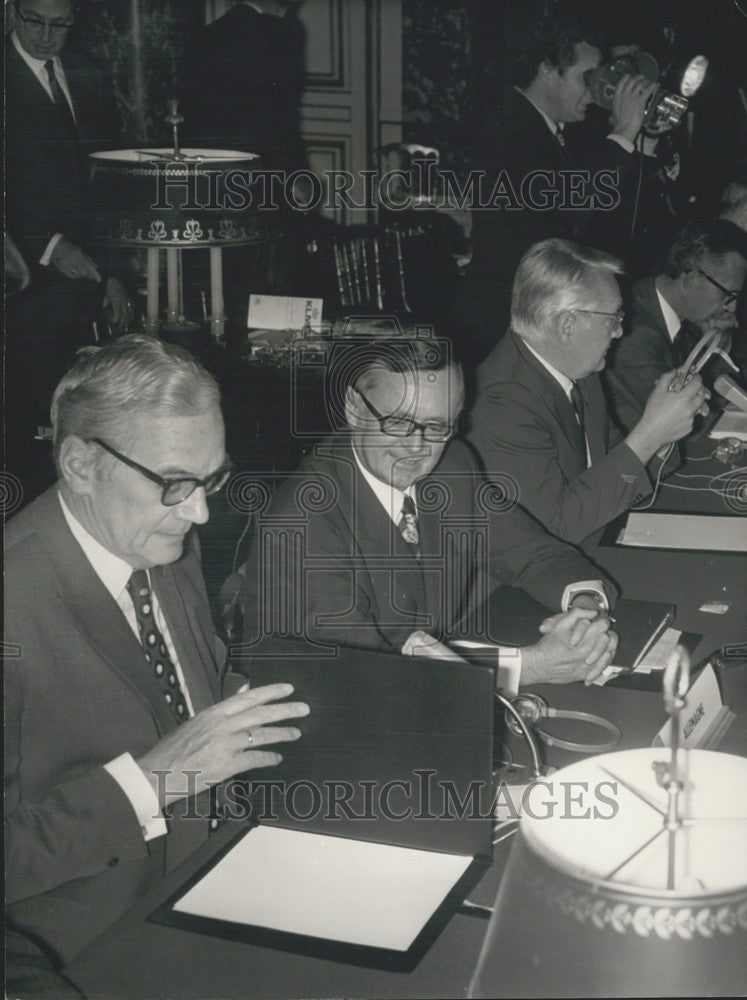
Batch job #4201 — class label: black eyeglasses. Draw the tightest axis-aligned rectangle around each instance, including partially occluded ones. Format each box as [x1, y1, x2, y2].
[569, 308, 625, 332]
[696, 269, 740, 306]
[92, 438, 233, 507]
[355, 388, 455, 443]
[15, 4, 74, 31]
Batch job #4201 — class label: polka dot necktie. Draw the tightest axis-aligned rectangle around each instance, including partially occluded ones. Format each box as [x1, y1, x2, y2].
[398, 494, 420, 552]
[127, 569, 188, 724]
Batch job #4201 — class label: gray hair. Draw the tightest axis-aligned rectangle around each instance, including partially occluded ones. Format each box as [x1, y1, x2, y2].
[51, 334, 220, 470]
[511, 239, 625, 342]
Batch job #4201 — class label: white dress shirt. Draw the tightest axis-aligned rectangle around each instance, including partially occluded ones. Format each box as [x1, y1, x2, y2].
[12, 32, 75, 264]
[655, 285, 683, 342]
[58, 493, 198, 841]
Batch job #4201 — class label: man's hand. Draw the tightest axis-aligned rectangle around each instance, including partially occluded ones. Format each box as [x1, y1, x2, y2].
[521, 608, 618, 685]
[49, 237, 101, 282]
[610, 73, 657, 143]
[626, 370, 710, 463]
[136, 683, 310, 808]
[103, 277, 132, 330]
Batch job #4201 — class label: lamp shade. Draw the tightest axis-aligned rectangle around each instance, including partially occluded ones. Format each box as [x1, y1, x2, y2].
[89, 149, 279, 248]
[470, 749, 747, 998]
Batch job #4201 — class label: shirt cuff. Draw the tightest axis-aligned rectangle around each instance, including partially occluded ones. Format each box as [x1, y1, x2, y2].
[104, 753, 168, 841]
[40, 232, 64, 266]
[496, 646, 522, 697]
[562, 581, 609, 613]
[607, 133, 635, 154]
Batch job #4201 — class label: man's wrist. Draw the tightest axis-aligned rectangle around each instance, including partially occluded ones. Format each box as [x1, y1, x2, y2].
[562, 581, 608, 613]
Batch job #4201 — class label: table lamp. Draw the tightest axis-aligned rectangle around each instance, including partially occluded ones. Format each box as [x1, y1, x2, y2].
[89, 101, 279, 341]
[470, 651, 747, 998]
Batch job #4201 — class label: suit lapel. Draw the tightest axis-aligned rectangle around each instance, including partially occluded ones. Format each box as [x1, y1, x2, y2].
[32, 490, 190, 734]
[512, 333, 587, 464]
[637, 278, 678, 366]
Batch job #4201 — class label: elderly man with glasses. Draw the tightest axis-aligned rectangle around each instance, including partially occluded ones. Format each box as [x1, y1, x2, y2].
[467, 239, 708, 545]
[604, 219, 747, 434]
[238, 336, 619, 686]
[4, 336, 309, 975]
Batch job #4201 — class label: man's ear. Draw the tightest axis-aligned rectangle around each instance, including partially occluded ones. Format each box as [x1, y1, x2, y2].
[58, 436, 100, 496]
[682, 269, 698, 290]
[538, 61, 560, 84]
[556, 309, 576, 345]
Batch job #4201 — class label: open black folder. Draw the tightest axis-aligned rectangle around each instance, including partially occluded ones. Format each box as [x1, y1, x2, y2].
[152, 641, 495, 968]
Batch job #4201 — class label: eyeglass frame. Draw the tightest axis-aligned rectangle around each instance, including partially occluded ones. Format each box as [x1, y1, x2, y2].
[354, 387, 456, 443]
[695, 268, 740, 306]
[14, 2, 75, 31]
[91, 438, 233, 507]
[568, 308, 626, 332]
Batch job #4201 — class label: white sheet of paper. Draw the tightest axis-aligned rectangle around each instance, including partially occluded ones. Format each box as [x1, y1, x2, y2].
[709, 408, 747, 441]
[634, 627, 682, 673]
[620, 512, 747, 552]
[173, 826, 472, 951]
[247, 294, 323, 330]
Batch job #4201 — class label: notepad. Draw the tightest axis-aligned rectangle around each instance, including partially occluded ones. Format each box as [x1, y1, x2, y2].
[619, 512, 747, 552]
[172, 826, 472, 951]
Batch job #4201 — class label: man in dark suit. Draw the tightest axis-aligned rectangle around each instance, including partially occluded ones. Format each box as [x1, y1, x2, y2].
[5, 0, 130, 488]
[467, 239, 707, 544]
[461, 13, 654, 358]
[4, 336, 308, 972]
[605, 220, 747, 432]
[239, 338, 618, 686]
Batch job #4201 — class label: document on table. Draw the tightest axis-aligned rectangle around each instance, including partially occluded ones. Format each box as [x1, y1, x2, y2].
[619, 512, 747, 552]
[709, 408, 747, 441]
[173, 825, 473, 951]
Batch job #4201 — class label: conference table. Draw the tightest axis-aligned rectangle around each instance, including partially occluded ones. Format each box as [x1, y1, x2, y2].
[66, 436, 746, 999]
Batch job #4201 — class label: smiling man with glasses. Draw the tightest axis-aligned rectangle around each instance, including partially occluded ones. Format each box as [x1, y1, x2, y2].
[468, 238, 708, 544]
[239, 335, 619, 689]
[4, 336, 309, 978]
[605, 218, 747, 433]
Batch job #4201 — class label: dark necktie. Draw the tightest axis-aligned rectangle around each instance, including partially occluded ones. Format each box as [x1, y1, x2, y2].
[672, 324, 690, 369]
[127, 570, 189, 724]
[570, 383, 588, 461]
[554, 126, 570, 164]
[44, 59, 76, 133]
[398, 494, 420, 552]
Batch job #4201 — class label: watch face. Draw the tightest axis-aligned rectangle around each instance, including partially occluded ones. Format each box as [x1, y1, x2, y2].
[520, 748, 747, 896]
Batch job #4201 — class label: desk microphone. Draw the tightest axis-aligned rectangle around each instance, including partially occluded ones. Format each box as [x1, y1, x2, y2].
[714, 374, 747, 413]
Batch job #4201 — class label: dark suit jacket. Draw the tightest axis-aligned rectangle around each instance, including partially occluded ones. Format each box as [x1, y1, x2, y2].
[239, 435, 609, 655]
[4, 488, 224, 967]
[604, 277, 699, 433]
[182, 3, 306, 173]
[467, 331, 651, 544]
[461, 88, 632, 346]
[5, 39, 116, 266]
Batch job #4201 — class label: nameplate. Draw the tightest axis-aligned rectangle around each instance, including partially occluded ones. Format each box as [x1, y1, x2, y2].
[653, 663, 735, 749]
[247, 294, 323, 331]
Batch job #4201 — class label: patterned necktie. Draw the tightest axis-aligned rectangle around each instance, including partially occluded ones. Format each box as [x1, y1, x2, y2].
[127, 569, 188, 724]
[569, 383, 588, 461]
[398, 494, 420, 551]
[44, 59, 76, 133]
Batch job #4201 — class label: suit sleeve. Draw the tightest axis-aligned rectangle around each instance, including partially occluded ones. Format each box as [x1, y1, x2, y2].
[238, 485, 404, 656]
[4, 657, 149, 904]
[605, 322, 673, 433]
[469, 384, 650, 544]
[482, 493, 615, 609]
